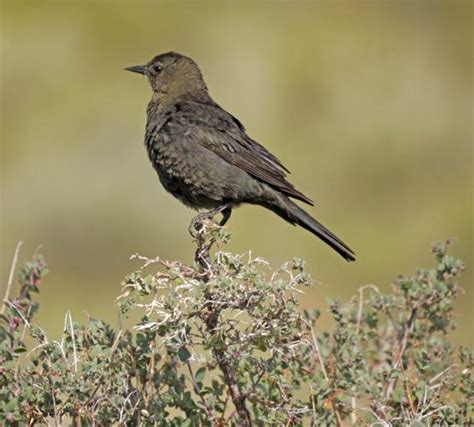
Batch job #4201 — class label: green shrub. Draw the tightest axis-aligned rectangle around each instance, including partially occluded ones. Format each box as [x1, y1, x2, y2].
[0, 219, 472, 426]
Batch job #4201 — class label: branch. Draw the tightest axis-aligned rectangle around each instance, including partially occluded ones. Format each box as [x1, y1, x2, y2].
[384, 305, 418, 400]
[190, 212, 253, 426]
[186, 360, 216, 425]
[1, 241, 23, 315]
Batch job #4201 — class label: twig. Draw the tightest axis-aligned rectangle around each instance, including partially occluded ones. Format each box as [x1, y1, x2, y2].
[219, 391, 231, 424]
[429, 364, 457, 385]
[109, 330, 123, 362]
[66, 311, 78, 374]
[351, 396, 357, 425]
[351, 285, 379, 424]
[205, 291, 253, 426]
[15, 305, 32, 379]
[19, 305, 32, 342]
[1, 241, 23, 315]
[3, 300, 31, 328]
[308, 322, 328, 382]
[356, 285, 380, 332]
[384, 305, 418, 400]
[118, 390, 140, 424]
[307, 321, 343, 427]
[309, 385, 317, 426]
[419, 405, 453, 421]
[186, 360, 216, 425]
[46, 358, 61, 427]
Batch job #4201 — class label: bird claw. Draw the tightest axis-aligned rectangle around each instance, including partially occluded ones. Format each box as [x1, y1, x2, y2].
[188, 204, 232, 237]
[188, 204, 233, 274]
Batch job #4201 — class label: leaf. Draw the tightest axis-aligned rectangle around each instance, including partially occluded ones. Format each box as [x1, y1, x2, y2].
[195, 366, 206, 383]
[178, 346, 191, 362]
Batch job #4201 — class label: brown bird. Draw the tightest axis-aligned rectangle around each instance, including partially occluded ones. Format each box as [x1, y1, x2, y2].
[125, 52, 355, 261]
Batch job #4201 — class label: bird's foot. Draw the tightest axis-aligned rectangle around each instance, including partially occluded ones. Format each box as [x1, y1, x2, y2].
[218, 204, 232, 226]
[188, 204, 232, 236]
[189, 204, 232, 275]
[208, 203, 232, 226]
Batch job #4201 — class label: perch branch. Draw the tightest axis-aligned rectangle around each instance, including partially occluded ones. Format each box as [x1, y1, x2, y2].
[189, 212, 253, 426]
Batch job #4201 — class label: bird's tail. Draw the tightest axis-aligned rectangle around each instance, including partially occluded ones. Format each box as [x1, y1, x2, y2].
[266, 196, 356, 262]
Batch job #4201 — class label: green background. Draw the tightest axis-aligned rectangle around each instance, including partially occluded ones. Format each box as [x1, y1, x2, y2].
[1, 1, 472, 345]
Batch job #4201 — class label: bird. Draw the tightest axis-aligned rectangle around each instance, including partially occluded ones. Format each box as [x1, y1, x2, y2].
[125, 52, 355, 261]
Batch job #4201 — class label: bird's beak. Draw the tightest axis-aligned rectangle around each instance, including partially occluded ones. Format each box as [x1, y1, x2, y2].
[124, 65, 147, 75]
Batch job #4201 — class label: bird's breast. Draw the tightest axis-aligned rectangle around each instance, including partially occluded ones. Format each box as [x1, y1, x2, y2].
[144, 122, 225, 208]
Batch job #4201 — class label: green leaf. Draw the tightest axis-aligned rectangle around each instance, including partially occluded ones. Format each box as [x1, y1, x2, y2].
[195, 366, 206, 383]
[178, 346, 191, 362]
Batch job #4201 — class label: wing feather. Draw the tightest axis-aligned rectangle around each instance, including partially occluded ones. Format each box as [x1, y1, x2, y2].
[177, 100, 314, 205]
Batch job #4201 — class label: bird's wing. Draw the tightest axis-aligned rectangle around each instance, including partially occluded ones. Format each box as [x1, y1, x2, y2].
[175, 99, 313, 205]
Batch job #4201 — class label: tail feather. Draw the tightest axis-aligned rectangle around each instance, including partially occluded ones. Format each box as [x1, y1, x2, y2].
[268, 197, 356, 262]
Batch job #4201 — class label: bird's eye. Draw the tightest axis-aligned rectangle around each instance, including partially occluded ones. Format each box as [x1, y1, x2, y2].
[154, 64, 163, 73]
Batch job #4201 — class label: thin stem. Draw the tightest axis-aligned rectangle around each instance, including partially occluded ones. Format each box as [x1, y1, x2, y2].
[1, 241, 23, 315]
[67, 311, 78, 374]
[186, 360, 216, 425]
[384, 306, 418, 400]
[308, 321, 342, 427]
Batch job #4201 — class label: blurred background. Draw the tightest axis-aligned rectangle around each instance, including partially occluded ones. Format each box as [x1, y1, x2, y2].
[1, 1, 472, 345]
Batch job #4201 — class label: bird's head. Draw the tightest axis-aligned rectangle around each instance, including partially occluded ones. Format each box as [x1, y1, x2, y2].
[125, 52, 208, 99]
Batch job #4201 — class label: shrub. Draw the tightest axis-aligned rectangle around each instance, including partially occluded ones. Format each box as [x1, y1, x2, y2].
[0, 219, 472, 426]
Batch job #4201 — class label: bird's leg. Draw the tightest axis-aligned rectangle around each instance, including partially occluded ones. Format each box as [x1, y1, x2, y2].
[204, 203, 232, 226]
[189, 203, 232, 235]
[219, 205, 232, 226]
[189, 203, 232, 274]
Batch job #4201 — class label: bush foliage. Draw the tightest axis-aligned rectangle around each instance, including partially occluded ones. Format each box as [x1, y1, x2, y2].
[0, 219, 472, 426]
